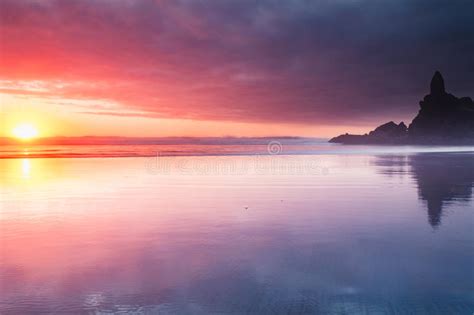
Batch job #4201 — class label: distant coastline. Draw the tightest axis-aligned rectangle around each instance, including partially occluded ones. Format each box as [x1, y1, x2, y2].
[0, 136, 325, 146]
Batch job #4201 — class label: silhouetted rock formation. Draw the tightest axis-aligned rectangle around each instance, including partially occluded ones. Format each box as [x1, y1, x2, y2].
[430, 70, 445, 96]
[370, 121, 407, 138]
[330, 71, 474, 144]
[329, 121, 408, 144]
[409, 72, 474, 140]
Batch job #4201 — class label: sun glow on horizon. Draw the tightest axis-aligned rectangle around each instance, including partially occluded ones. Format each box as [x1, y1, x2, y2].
[12, 123, 39, 140]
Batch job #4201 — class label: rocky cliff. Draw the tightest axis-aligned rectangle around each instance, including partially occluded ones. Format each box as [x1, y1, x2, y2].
[330, 71, 474, 144]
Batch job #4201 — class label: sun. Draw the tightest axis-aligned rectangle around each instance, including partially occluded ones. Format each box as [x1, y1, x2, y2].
[12, 123, 39, 140]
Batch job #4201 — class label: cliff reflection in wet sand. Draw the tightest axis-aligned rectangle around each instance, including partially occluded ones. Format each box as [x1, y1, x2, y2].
[375, 153, 474, 228]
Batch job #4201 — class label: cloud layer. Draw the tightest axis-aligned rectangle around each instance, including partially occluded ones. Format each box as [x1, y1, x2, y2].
[1, 0, 473, 126]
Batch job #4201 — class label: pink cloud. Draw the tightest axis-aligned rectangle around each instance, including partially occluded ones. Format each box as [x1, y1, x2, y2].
[1, 0, 472, 127]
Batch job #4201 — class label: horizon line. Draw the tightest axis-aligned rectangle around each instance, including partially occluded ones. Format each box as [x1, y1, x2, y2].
[0, 136, 328, 146]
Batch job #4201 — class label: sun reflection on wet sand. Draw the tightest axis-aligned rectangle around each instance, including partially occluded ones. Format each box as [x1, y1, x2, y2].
[21, 159, 31, 179]
[1, 156, 69, 188]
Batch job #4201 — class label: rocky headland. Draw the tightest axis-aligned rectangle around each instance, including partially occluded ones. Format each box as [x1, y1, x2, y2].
[329, 71, 474, 144]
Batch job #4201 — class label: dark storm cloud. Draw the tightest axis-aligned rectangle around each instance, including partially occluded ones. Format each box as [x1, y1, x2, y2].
[1, 0, 473, 125]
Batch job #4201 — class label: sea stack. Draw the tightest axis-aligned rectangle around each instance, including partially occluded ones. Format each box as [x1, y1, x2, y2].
[330, 71, 474, 144]
[430, 71, 445, 96]
[408, 71, 474, 139]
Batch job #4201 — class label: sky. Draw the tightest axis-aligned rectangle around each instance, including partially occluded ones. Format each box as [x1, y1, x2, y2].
[1, 0, 473, 138]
